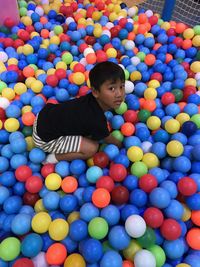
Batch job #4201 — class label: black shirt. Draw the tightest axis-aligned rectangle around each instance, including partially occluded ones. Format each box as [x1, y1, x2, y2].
[36, 93, 110, 142]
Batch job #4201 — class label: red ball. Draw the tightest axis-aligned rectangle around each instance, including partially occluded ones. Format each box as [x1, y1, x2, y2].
[13, 39, 24, 49]
[79, 43, 88, 53]
[173, 37, 183, 48]
[4, 18, 15, 28]
[96, 50, 108, 62]
[143, 207, 164, 228]
[85, 36, 96, 45]
[139, 174, 158, 193]
[18, 30, 30, 42]
[13, 258, 34, 267]
[41, 163, 55, 178]
[111, 185, 129, 205]
[73, 63, 85, 73]
[15, 165, 32, 182]
[23, 192, 40, 206]
[0, 107, 6, 120]
[161, 92, 175, 105]
[151, 72, 162, 82]
[177, 177, 197, 196]
[25, 175, 43, 193]
[109, 163, 127, 182]
[96, 175, 115, 192]
[46, 75, 59, 87]
[160, 219, 182, 240]
[110, 26, 121, 38]
[183, 85, 196, 101]
[167, 28, 176, 36]
[123, 110, 137, 123]
[93, 152, 109, 168]
[55, 69, 67, 80]
[119, 18, 128, 28]
[148, 15, 158, 26]
[47, 53, 56, 62]
[3, 38, 14, 47]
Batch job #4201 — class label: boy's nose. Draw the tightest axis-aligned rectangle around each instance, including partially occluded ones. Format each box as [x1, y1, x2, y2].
[115, 87, 123, 97]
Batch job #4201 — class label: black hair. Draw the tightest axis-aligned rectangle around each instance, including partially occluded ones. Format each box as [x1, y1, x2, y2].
[89, 61, 125, 91]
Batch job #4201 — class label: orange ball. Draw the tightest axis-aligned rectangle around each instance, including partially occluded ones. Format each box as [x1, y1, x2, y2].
[23, 66, 35, 78]
[92, 188, 110, 208]
[182, 39, 192, 50]
[165, 53, 173, 63]
[191, 210, 200, 226]
[46, 243, 67, 265]
[137, 24, 147, 34]
[121, 122, 135, 136]
[21, 112, 36, 126]
[123, 260, 135, 267]
[175, 22, 187, 34]
[143, 99, 156, 112]
[138, 13, 148, 24]
[85, 53, 97, 64]
[144, 54, 156, 66]
[61, 176, 78, 193]
[186, 228, 200, 250]
[41, 29, 49, 38]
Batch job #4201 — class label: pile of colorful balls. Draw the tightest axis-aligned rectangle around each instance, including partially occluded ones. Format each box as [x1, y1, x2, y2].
[0, 0, 200, 266]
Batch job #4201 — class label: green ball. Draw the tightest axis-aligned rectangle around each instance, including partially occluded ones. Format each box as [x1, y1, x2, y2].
[115, 102, 127, 115]
[0, 81, 7, 93]
[0, 237, 21, 261]
[193, 25, 200, 35]
[149, 245, 166, 267]
[102, 241, 112, 252]
[112, 130, 124, 142]
[19, 7, 27, 16]
[54, 25, 63, 35]
[131, 161, 148, 177]
[88, 217, 108, 240]
[18, 0, 27, 7]
[197, 50, 200, 61]
[124, 69, 130, 80]
[0, 26, 10, 34]
[22, 126, 33, 137]
[138, 109, 151, 122]
[62, 52, 73, 65]
[158, 19, 164, 25]
[137, 52, 145, 61]
[191, 114, 200, 128]
[137, 227, 156, 248]
[171, 89, 183, 102]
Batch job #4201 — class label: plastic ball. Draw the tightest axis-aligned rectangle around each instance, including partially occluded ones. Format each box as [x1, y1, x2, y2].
[21, 233, 43, 257]
[93, 152, 109, 168]
[160, 219, 182, 240]
[134, 249, 156, 267]
[127, 146, 143, 162]
[13, 258, 34, 267]
[64, 253, 86, 267]
[165, 119, 180, 134]
[45, 173, 62, 190]
[139, 174, 158, 193]
[92, 188, 110, 208]
[166, 140, 184, 157]
[4, 118, 20, 132]
[0, 237, 20, 261]
[177, 177, 197, 196]
[186, 228, 200, 250]
[109, 163, 127, 182]
[100, 250, 122, 267]
[81, 238, 103, 264]
[46, 243, 67, 265]
[125, 214, 146, 238]
[88, 217, 108, 240]
[31, 212, 51, 233]
[49, 219, 69, 241]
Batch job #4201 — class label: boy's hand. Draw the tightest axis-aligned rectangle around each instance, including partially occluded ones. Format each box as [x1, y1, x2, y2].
[104, 134, 122, 148]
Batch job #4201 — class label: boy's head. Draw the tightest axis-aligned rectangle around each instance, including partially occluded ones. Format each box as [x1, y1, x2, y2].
[89, 61, 125, 91]
[89, 61, 126, 111]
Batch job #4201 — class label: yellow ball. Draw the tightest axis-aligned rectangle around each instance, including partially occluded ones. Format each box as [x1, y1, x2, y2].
[47, 68, 56, 75]
[191, 61, 200, 73]
[183, 28, 195, 39]
[30, 32, 39, 38]
[144, 87, 157, 100]
[176, 264, 191, 267]
[142, 153, 159, 168]
[70, 61, 79, 71]
[25, 77, 36, 88]
[161, 22, 170, 31]
[73, 72, 85, 85]
[17, 46, 23, 54]
[130, 71, 142, 82]
[107, 3, 114, 12]
[0, 120, 3, 129]
[109, 12, 118, 22]
[113, 4, 121, 13]
[176, 113, 190, 126]
[31, 212, 52, 233]
[106, 48, 117, 58]
[50, 36, 60, 45]
[56, 62, 67, 70]
[2, 88, 15, 100]
[7, 58, 18, 65]
[166, 140, 184, 157]
[148, 80, 160, 88]
[165, 119, 180, 134]
[87, 157, 94, 167]
[92, 11, 102, 21]
[127, 146, 143, 162]
[67, 212, 80, 224]
[64, 253, 86, 267]
[35, 70, 45, 78]
[49, 219, 69, 241]
[185, 78, 197, 87]
[25, 136, 35, 151]
[93, 28, 102, 37]
[45, 173, 62, 190]
[123, 240, 141, 260]
[146, 116, 161, 130]
[14, 82, 27, 95]
[34, 199, 46, 212]
[30, 80, 43, 93]
[4, 118, 20, 132]
[0, 62, 7, 73]
[182, 203, 191, 222]
[23, 44, 34, 55]
[192, 35, 200, 47]
[21, 16, 32, 26]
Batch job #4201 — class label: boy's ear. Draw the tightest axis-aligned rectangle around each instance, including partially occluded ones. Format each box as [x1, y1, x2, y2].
[91, 88, 99, 98]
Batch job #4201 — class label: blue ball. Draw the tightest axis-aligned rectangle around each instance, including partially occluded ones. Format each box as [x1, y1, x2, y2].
[0, 186, 10, 205]
[59, 195, 78, 213]
[184, 254, 200, 267]
[21, 233, 43, 257]
[0, 171, 16, 187]
[163, 238, 185, 260]
[160, 180, 178, 199]
[69, 219, 88, 242]
[149, 187, 171, 208]
[61, 236, 78, 253]
[123, 174, 138, 191]
[130, 189, 147, 208]
[100, 250, 122, 267]
[10, 154, 28, 169]
[82, 238, 103, 263]
[55, 161, 70, 177]
[108, 226, 130, 250]
[182, 121, 198, 137]
[0, 157, 9, 173]
[29, 148, 46, 164]
[103, 144, 119, 160]
[3, 196, 22, 214]
[164, 199, 184, 220]
[186, 193, 200, 210]
[173, 156, 191, 173]
[151, 142, 166, 159]
[80, 203, 99, 222]
[11, 213, 32, 235]
[70, 159, 86, 175]
[149, 167, 166, 183]
[100, 205, 120, 226]
[120, 204, 139, 221]
[111, 115, 124, 129]
[10, 137, 27, 153]
[43, 191, 60, 211]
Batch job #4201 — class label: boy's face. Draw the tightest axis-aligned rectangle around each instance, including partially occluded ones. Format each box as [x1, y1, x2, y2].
[92, 79, 125, 111]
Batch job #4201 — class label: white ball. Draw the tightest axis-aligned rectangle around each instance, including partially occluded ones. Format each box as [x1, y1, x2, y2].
[79, 58, 87, 66]
[125, 214, 146, 238]
[27, 10, 34, 17]
[49, 31, 55, 37]
[195, 72, 200, 80]
[141, 141, 152, 153]
[131, 56, 140, 66]
[124, 40, 135, 50]
[83, 47, 95, 57]
[32, 252, 49, 267]
[145, 9, 154, 18]
[125, 80, 134, 94]
[127, 18, 134, 24]
[106, 22, 114, 29]
[134, 250, 156, 267]
[0, 97, 10, 109]
[35, 6, 44, 16]
[65, 17, 75, 25]
[102, 30, 111, 38]
[0, 52, 8, 63]
[127, 7, 137, 17]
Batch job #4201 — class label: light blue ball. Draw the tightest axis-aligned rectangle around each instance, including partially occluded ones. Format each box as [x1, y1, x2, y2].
[11, 213, 32, 235]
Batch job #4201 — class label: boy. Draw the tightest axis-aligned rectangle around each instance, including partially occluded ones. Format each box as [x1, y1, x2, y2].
[32, 61, 125, 163]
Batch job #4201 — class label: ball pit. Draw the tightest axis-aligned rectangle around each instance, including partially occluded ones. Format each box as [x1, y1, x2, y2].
[0, 0, 200, 266]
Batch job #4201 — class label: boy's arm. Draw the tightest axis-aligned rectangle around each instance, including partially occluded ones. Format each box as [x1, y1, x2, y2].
[104, 133, 122, 148]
